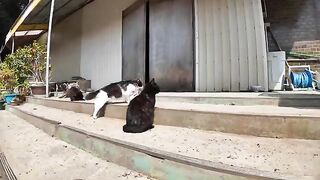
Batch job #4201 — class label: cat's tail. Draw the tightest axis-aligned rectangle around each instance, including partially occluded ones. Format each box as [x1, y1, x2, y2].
[122, 124, 154, 133]
[85, 90, 99, 100]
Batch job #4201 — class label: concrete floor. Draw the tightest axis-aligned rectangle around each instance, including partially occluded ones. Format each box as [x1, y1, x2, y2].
[40, 96, 320, 117]
[12, 104, 320, 178]
[157, 91, 320, 97]
[0, 111, 153, 180]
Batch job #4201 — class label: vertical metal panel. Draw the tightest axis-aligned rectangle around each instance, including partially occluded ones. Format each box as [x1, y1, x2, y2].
[253, 0, 268, 91]
[122, 0, 146, 82]
[244, 0, 258, 87]
[204, 0, 214, 91]
[236, 0, 249, 91]
[149, 0, 194, 92]
[194, 0, 201, 91]
[213, 0, 223, 91]
[228, 0, 240, 91]
[197, 0, 207, 91]
[196, 0, 267, 92]
[221, 0, 231, 91]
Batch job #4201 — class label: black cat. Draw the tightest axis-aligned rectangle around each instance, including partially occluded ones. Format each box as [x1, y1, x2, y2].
[123, 78, 160, 133]
[66, 87, 84, 101]
[59, 82, 84, 101]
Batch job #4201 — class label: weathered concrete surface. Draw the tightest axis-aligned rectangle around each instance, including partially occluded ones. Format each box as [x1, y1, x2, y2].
[157, 92, 320, 107]
[27, 97, 320, 139]
[0, 111, 153, 180]
[7, 107, 261, 180]
[7, 104, 320, 179]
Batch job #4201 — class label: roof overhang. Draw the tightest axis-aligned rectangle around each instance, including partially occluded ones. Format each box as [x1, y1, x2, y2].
[1, 0, 93, 53]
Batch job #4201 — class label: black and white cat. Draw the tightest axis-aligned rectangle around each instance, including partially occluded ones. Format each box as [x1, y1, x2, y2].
[123, 78, 160, 133]
[85, 79, 143, 119]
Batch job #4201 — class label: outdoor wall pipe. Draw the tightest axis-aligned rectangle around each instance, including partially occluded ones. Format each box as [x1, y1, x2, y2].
[46, 0, 55, 97]
[11, 33, 15, 54]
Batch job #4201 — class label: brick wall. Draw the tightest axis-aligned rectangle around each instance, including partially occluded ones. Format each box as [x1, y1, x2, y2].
[287, 60, 320, 73]
[266, 0, 320, 54]
[291, 40, 320, 55]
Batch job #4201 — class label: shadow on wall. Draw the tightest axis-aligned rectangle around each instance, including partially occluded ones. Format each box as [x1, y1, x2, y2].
[266, 0, 320, 52]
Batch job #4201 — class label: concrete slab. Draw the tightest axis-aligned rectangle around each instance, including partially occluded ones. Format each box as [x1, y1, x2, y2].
[158, 91, 320, 97]
[0, 111, 153, 180]
[27, 97, 320, 139]
[7, 104, 320, 179]
[156, 92, 320, 107]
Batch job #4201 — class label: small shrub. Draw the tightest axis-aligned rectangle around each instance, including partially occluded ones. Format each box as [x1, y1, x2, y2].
[0, 62, 17, 91]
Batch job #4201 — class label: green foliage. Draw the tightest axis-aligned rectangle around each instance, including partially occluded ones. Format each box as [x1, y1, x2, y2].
[0, 62, 16, 90]
[4, 46, 31, 84]
[23, 41, 47, 83]
[0, 41, 49, 90]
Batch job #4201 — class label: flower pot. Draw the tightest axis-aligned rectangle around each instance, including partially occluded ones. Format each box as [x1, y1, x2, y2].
[30, 85, 46, 95]
[4, 94, 16, 105]
[0, 100, 5, 110]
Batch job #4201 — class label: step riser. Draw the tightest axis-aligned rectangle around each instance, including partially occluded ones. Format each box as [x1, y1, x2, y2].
[7, 106, 269, 180]
[27, 97, 320, 140]
[157, 97, 320, 107]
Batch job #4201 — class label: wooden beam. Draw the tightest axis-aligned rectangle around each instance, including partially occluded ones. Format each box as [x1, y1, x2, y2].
[17, 24, 48, 31]
[5, 0, 42, 44]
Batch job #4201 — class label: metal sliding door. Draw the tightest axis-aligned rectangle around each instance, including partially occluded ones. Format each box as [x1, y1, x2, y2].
[149, 0, 194, 92]
[122, 0, 147, 82]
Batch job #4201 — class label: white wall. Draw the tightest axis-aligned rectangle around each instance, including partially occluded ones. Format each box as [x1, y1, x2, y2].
[50, 9, 82, 82]
[80, 0, 137, 89]
[196, 0, 268, 92]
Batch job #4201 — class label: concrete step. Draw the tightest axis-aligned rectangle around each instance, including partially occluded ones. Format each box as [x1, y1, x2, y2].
[7, 104, 320, 179]
[0, 111, 153, 180]
[156, 92, 320, 107]
[27, 96, 320, 139]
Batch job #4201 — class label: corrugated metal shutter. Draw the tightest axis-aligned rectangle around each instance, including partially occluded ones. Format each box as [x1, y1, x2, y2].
[196, 0, 268, 92]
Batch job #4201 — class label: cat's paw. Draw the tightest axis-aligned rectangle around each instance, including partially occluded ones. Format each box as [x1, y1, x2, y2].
[90, 114, 98, 119]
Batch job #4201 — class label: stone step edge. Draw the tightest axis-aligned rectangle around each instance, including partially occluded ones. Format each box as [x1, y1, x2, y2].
[27, 97, 320, 140]
[6, 105, 299, 180]
[28, 96, 320, 118]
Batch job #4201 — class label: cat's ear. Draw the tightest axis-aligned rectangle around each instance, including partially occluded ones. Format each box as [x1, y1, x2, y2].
[150, 78, 155, 83]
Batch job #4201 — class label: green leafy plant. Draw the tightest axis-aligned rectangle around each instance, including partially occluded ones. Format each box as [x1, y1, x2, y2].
[0, 62, 17, 91]
[4, 47, 31, 85]
[27, 41, 48, 84]
[2, 41, 50, 88]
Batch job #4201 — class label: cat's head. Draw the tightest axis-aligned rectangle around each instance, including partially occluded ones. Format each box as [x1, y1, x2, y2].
[67, 82, 80, 89]
[133, 79, 143, 87]
[145, 78, 160, 94]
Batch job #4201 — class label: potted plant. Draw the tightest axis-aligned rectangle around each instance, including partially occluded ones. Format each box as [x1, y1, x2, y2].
[1, 41, 51, 96]
[26, 41, 50, 95]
